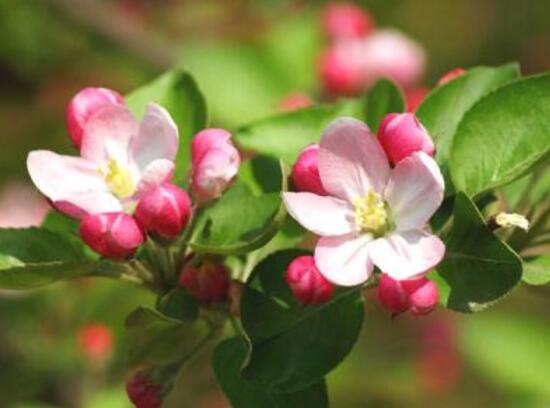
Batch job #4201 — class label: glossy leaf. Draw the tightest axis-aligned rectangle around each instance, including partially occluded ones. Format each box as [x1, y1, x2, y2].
[157, 287, 199, 322]
[365, 78, 405, 132]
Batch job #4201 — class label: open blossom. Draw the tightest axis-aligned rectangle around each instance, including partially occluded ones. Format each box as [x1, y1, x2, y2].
[283, 118, 445, 286]
[321, 2, 374, 42]
[27, 103, 178, 219]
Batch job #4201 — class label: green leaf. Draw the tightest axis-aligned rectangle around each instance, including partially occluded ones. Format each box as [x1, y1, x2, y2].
[365, 78, 405, 132]
[416, 64, 519, 193]
[213, 338, 328, 408]
[522, 257, 550, 286]
[126, 67, 207, 178]
[241, 250, 364, 392]
[436, 193, 522, 312]
[234, 101, 360, 164]
[451, 73, 550, 196]
[461, 314, 550, 398]
[239, 155, 284, 196]
[157, 287, 199, 322]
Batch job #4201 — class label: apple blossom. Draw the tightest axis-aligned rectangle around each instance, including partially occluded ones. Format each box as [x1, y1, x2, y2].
[377, 274, 438, 316]
[0, 182, 49, 228]
[291, 144, 328, 196]
[135, 183, 192, 240]
[283, 118, 445, 286]
[28, 102, 178, 219]
[286, 255, 334, 305]
[321, 2, 374, 41]
[179, 261, 230, 305]
[126, 371, 162, 408]
[80, 212, 144, 259]
[66, 87, 125, 149]
[437, 68, 466, 86]
[190, 129, 240, 202]
[377, 113, 435, 165]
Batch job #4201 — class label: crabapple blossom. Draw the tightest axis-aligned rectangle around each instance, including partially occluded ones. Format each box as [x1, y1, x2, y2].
[291, 144, 328, 196]
[126, 371, 162, 408]
[283, 118, 445, 286]
[28, 102, 178, 218]
[377, 113, 435, 165]
[377, 274, 438, 316]
[66, 87, 125, 149]
[286, 255, 334, 305]
[437, 68, 466, 86]
[0, 182, 49, 228]
[79, 212, 144, 259]
[190, 129, 240, 202]
[134, 183, 191, 240]
[321, 2, 374, 42]
[179, 261, 230, 305]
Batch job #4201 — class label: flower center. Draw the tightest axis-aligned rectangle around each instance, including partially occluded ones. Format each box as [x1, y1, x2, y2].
[353, 191, 389, 236]
[100, 159, 136, 199]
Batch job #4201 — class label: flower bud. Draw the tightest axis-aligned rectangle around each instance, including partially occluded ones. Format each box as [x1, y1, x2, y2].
[126, 371, 162, 408]
[66, 87, 125, 149]
[377, 274, 438, 316]
[77, 322, 113, 363]
[79, 212, 144, 259]
[278, 93, 313, 112]
[286, 256, 334, 305]
[191, 129, 240, 202]
[377, 113, 435, 165]
[321, 2, 374, 41]
[291, 144, 328, 195]
[135, 183, 192, 240]
[437, 68, 466, 86]
[179, 261, 230, 305]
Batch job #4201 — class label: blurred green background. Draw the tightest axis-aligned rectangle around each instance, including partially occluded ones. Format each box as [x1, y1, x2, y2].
[0, 0, 549, 407]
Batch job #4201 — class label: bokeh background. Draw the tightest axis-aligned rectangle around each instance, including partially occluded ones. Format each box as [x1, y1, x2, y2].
[0, 1, 549, 407]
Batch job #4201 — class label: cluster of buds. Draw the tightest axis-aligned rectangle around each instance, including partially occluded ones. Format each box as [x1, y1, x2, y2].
[179, 260, 230, 305]
[377, 274, 439, 316]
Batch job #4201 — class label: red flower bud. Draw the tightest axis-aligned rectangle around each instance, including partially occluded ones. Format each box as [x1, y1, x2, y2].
[286, 256, 334, 305]
[321, 2, 374, 41]
[66, 87, 124, 149]
[377, 113, 435, 165]
[79, 212, 144, 259]
[135, 183, 192, 240]
[377, 274, 438, 316]
[291, 144, 328, 196]
[77, 322, 113, 363]
[126, 371, 162, 408]
[179, 261, 229, 305]
[437, 68, 466, 86]
[278, 93, 313, 112]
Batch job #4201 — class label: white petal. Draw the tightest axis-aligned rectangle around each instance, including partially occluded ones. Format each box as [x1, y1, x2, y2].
[319, 118, 390, 202]
[54, 192, 122, 218]
[369, 230, 445, 280]
[134, 159, 175, 198]
[283, 192, 355, 236]
[315, 233, 374, 286]
[130, 103, 179, 172]
[385, 152, 444, 230]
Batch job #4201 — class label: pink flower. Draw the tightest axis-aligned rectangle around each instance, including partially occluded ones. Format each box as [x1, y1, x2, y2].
[66, 87, 125, 149]
[79, 212, 144, 259]
[283, 118, 445, 286]
[377, 113, 435, 165]
[28, 103, 178, 218]
[321, 2, 374, 42]
[437, 68, 466, 86]
[362, 29, 426, 88]
[286, 255, 334, 305]
[377, 273, 438, 316]
[134, 183, 192, 240]
[291, 144, 328, 196]
[190, 129, 240, 201]
[179, 261, 229, 305]
[0, 182, 49, 228]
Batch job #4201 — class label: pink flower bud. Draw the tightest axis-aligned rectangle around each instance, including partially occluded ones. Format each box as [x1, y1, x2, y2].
[79, 212, 144, 259]
[126, 371, 162, 408]
[134, 183, 192, 240]
[77, 322, 113, 363]
[437, 68, 466, 86]
[278, 93, 313, 112]
[191, 129, 240, 202]
[377, 274, 438, 316]
[319, 40, 368, 97]
[291, 144, 328, 196]
[179, 261, 230, 305]
[321, 2, 374, 41]
[286, 256, 334, 305]
[377, 113, 435, 165]
[66, 87, 125, 149]
[362, 30, 426, 88]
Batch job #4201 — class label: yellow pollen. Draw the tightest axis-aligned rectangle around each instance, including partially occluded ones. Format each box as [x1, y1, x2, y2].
[353, 191, 388, 235]
[100, 159, 135, 199]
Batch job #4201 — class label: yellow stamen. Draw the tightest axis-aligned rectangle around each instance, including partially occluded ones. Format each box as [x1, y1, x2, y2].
[100, 159, 135, 199]
[353, 191, 388, 235]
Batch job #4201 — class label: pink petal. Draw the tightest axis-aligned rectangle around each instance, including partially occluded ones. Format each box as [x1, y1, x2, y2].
[384, 152, 444, 231]
[283, 192, 355, 236]
[130, 103, 178, 172]
[369, 230, 445, 280]
[315, 233, 374, 286]
[80, 104, 138, 166]
[134, 159, 175, 198]
[319, 118, 390, 202]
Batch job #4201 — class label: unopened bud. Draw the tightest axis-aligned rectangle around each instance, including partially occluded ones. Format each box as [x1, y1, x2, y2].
[437, 68, 466, 86]
[77, 322, 113, 363]
[79, 212, 144, 259]
[126, 371, 162, 408]
[377, 113, 435, 165]
[291, 144, 328, 196]
[179, 261, 230, 305]
[286, 256, 334, 305]
[377, 274, 438, 316]
[321, 2, 374, 41]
